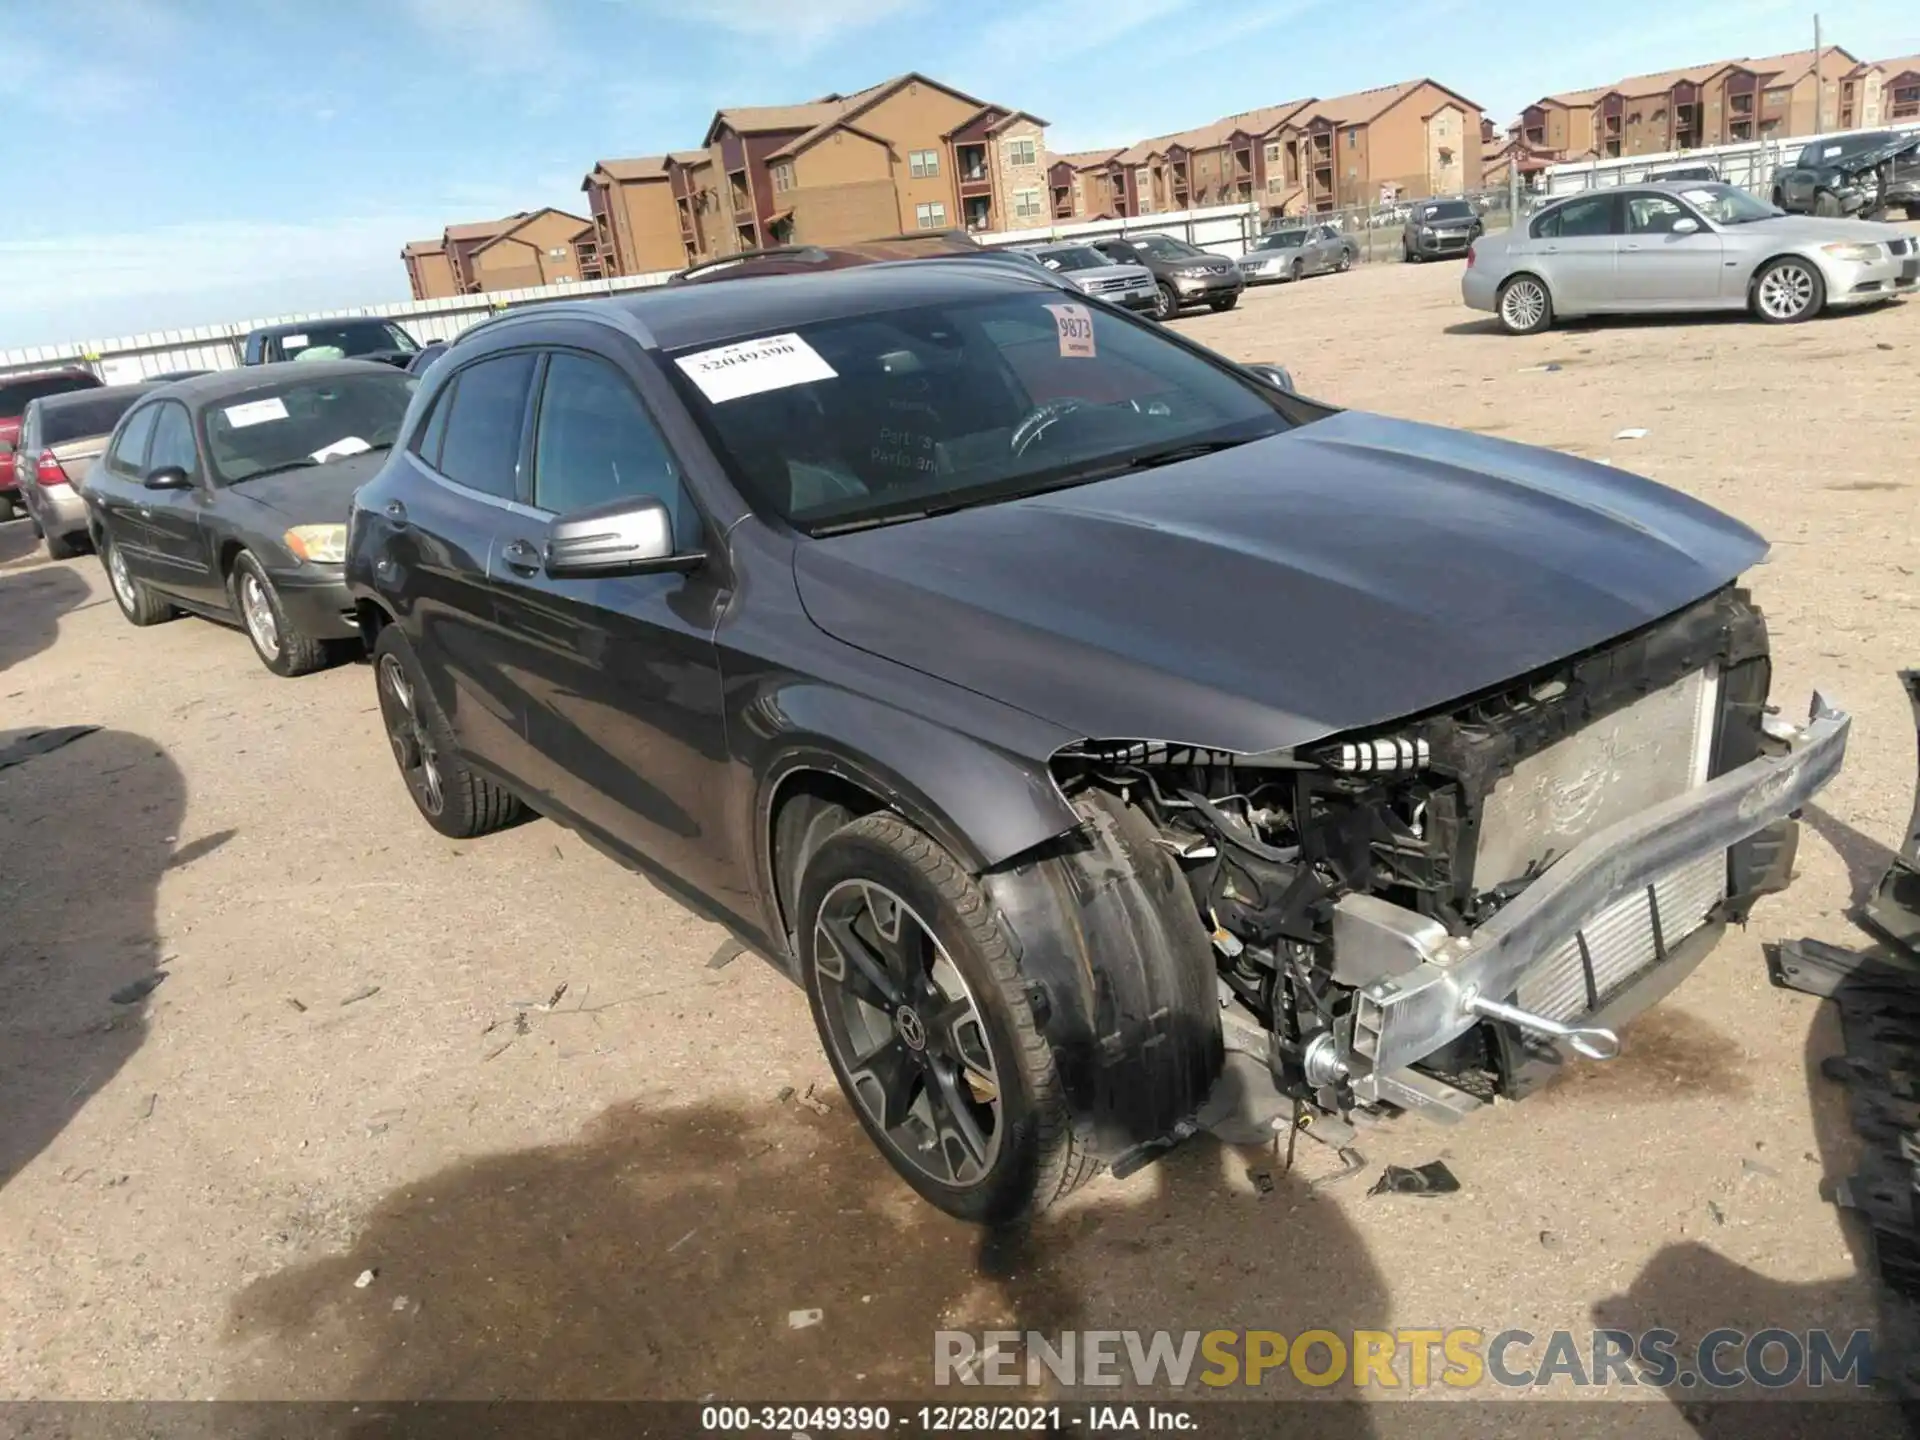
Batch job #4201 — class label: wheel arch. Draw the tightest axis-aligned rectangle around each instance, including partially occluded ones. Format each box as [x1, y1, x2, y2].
[1746, 250, 1829, 303]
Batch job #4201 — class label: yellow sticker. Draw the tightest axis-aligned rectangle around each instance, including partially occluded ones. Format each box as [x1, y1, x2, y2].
[1045, 302, 1096, 358]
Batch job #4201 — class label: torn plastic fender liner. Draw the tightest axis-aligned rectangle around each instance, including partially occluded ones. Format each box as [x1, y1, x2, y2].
[1863, 670, 1920, 957]
[982, 790, 1224, 1166]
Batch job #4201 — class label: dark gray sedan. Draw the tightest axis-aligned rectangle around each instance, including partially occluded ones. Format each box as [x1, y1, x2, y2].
[81, 360, 417, 675]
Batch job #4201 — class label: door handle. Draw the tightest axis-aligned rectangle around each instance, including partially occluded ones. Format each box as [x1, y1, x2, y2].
[501, 538, 543, 575]
[384, 499, 409, 528]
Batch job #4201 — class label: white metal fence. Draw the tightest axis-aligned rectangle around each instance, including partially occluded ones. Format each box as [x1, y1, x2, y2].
[1537, 120, 1920, 200]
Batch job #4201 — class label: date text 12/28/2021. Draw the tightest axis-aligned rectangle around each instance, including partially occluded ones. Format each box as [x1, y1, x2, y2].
[700, 1404, 1197, 1432]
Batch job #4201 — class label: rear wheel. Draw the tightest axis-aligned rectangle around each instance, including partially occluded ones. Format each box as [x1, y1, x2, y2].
[1151, 282, 1179, 321]
[231, 550, 330, 677]
[1287, 257, 1303, 282]
[43, 528, 82, 561]
[1336, 249, 1353, 272]
[102, 533, 175, 626]
[798, 812, 1093, 1224]
[1751, 256, 1824, 323]
[0, 495, 16, 523]
[372, 625, 524, 838]
[1496, 274, 1553, 335]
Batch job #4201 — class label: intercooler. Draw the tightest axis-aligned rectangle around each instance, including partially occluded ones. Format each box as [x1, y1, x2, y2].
[1472, 666, 1726, 1022]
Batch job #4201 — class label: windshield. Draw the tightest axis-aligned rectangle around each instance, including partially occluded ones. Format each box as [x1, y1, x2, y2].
[274, 321, 418, 362]
[1680, 185, 1778, 224]
[205, 371, 419, 482]
[665, 293, 1289, 535]
[41, 393, 145, 446]
[1129, 233, 1203, 261]
[1414, 201, 1472, 222]
[1257, 232, 1306, 250]
[1036, 247, 1110, 272]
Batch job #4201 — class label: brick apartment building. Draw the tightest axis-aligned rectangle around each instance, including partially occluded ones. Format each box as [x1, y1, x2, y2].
[401, 240, 457, 301]
[402, 209, 597, 299]
[1841, 53, 1920, 128]
[1523, 48, 1861, 161]
[576, 73, 1048, 276]
[1049, 79, 1484, 223]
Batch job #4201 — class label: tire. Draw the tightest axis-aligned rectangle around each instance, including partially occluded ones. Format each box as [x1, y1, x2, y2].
[1812, 190, 1842, 218]
[101, 532, 175, 626]
[1336, 250, 1353, 272]
[44, 528, 82, 561]
[1771, 189, 1787, 210]
[1287, 258, 1303, 282]
[1750, 255, 1825, 323]
[797, 812, 1094, 1224]
[1403, 242, 1422, 263]
[1907, 204, 1920, 222]
[1207, 294, 1239, 312]
[372, 625, 524, 839]
[1151, 282, 1179, 321]
[1495, 274, 1553, 335]
[230, 550, 330, 677]
[29, 512, 44, 539]
[0, 495, 16, 523]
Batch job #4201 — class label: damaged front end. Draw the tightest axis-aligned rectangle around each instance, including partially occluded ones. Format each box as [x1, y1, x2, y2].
[1049, 588, 1850, 1136]
[1826, 134, 1920, 215]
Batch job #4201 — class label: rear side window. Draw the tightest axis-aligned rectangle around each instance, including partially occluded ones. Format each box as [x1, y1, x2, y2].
[412, 381, 454, 468]
[42, 393, 145, 447]
[108, 405, 160, 475]
[147, 403, 199, 476]
[436, 353, 535, 500]
[1533, 195, 1616, 238]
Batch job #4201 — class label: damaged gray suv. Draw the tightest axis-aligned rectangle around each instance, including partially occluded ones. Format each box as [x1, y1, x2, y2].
[347, 258, 1848, 1224]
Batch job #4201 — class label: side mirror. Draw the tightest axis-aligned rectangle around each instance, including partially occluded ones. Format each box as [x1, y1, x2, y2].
[1245, 362, 1297, 395]
[1671, 217, 1701, 235]
[545, 496, 704, 579]
[143, 466, 193, 491]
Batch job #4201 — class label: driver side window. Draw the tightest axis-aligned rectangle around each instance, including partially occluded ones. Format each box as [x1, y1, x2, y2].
[531, 352, 699, 549]
[1626, 195, 1689, 234]
[147, 403, 199, 478]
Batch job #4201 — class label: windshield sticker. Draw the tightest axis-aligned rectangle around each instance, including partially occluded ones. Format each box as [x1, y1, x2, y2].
[676, 333, 837, 404]
[311, 436, 372, 463]
[1822, 145, 1842, 159]
[1045, 302, 1096, 359]
[280, 334, 309, 349]
[222, 397, 290, 429]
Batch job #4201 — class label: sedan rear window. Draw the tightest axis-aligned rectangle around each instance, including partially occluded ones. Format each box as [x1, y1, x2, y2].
[1, 373, 100, 417]
[665, 293, 1289, 534]
[39, 393, 146, 446]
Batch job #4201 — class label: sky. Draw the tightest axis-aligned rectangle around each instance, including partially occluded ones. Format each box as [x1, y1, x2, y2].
[3, 0, 1916, 348]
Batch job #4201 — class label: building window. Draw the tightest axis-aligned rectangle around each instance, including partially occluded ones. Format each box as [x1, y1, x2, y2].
[1763, 86, 1791, 103]
[1013, 188, 1041, 219]
[1437, 146, 1454, 165]
[1006, 137, 1037, 167]
[1265, 175, 1285, 194]
[1650, 107, 1666, 122]
[1345, 128, 1359, 148]
[1263, 141, 1281, 164]
[771, 162, 794, 193]
[909, 149, 939, 178]
[915, 201, 947, 229]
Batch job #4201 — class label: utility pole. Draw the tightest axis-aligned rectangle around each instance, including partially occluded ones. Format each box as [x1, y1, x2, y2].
[1813, 12, 1824, 133]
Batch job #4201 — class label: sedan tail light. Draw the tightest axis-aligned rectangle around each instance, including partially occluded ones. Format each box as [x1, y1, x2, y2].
[1465, 242, 1476, 268]
[36, 451, 70, 487]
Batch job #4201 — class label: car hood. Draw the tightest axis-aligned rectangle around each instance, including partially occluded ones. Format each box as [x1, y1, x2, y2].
[1064, 263, 1152, 285]
[1834, 133, 1920, 173]
[793, 410, 1768, 755]
[224, 450, 388, 524]
[1741, 213, 1915, 244]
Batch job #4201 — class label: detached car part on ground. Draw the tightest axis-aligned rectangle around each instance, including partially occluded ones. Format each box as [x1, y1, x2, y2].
[82, 361, 417, 677]
[1770, 129, 1920, 220]
[345, 260, 1846, 1224]
[1466, 181, 1918, 334]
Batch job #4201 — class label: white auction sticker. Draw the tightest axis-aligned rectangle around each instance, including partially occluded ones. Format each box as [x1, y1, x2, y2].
[222, 397, 290, 428]
[675, 333, 837, 404]
[281, 334, 309, 348]
[1044, 302, 1096, 358]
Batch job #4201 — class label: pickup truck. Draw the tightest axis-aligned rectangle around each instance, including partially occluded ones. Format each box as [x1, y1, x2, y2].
[1770, 130, 1920, 220]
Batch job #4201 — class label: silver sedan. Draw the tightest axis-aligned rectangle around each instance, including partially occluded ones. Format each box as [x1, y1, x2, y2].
[1462, 181, 1918, 333]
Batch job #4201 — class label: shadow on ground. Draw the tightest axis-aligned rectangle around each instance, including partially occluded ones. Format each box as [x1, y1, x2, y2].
[223, 1098, 1383, 1430]
[0, 536, 93, 675]
[0, 727, 189, 1189]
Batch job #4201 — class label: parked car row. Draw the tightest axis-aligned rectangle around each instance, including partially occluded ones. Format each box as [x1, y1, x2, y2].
[1463, 179, 1919, 334]
[8, 240, 1848, 1231]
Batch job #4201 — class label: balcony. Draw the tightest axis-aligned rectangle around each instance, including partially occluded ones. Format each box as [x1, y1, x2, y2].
[728, 171, 753, 217]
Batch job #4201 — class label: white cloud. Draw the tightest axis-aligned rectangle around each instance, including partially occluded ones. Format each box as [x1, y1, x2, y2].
[0, 217, 447, 349]
[674, 0, 921, 43]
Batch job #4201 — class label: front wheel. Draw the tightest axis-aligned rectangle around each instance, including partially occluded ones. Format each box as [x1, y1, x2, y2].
[1751, 256, 1825, 323]
[372, 625, 524, 838]
[1336, 250, 1353, 272]
[798, 813, 1094, 1224]
[1207, 293, 1239, 312]
[231, 551, 331, 677]
[44, 528, 82, 561]
[102, 533, 175, 626]
[1496, 274, 1553, 335]
[1151, 282, 1179, 321]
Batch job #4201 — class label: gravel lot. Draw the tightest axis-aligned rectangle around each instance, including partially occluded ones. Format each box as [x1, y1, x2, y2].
[2, 252, 1917, 1421]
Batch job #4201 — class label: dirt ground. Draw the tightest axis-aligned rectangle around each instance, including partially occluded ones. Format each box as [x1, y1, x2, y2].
[3, 252, 1918, 1424]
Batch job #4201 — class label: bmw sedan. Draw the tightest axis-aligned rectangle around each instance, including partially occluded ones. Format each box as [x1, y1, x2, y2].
[346, 259, 1844, 1223]
[1464, 181, 1918, 333]
[82, 361, 417, 675]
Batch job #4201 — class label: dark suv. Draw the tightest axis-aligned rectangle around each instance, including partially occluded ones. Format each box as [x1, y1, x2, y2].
[1088, 234, 1243, 319]
[242, 318, 420, 367]
[1401, 198, 1484, 262]
[344, 258, 1841, 1225]
[1, 368, 103, 521]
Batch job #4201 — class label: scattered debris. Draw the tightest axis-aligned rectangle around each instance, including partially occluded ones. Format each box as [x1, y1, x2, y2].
[1308, 1147, 1369, 1191]
[109, 973, 167, 1006]
[1519, 362, 1562, 373]
[787, 1308, 824, 1330]
[1248, 1167, 1276, 1195]
[707, 939, 745, 970]
[1741, 1157, 1781, 1180]
[542, 981, 569, 1011]
[284, 997, 307, 1013]
[1367, 1161, 1461, 1198]
[1613, 427, 1649, 440]
[776, 1085, 796, 1103]
[667, 1229, 698, 1254]
[392, 1296, 410, 1312]
[797, 1082, 831, 1116]
[1539, 1230, 1562, 1250]
[482, 1040, 514, 1063]
[340, 985, 381, 1007]
[140, 1093, 157, 1121]
[354, 1269, 376, 1289]
[1707, 1200, 1727, 1226]
[1879, 343, 1896, 352]
[513, 1012, 530, 1037]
